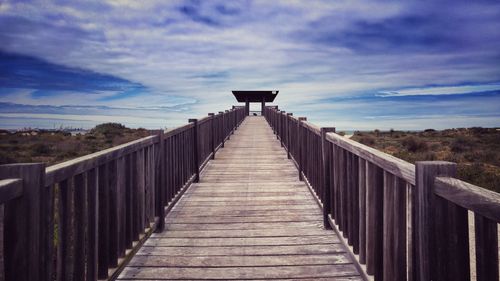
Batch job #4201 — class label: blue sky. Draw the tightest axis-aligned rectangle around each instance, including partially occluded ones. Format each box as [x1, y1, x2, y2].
[0, 0, 499, 130]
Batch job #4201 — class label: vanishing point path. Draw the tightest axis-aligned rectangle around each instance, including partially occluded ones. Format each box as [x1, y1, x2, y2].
[118, 116, 363, 280]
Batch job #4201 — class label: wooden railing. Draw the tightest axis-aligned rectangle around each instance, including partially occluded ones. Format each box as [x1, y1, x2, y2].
[264, 106, 500, 281]
[0, 106, 245, 281]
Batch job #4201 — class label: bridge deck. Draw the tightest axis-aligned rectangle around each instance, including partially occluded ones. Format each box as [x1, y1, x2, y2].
[118, 116, 362, 280]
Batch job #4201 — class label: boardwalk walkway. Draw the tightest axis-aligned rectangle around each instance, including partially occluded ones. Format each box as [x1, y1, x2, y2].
[118, 116, 362, 280]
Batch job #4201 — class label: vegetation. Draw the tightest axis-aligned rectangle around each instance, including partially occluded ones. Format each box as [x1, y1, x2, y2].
[351, 127, 500, 193]
[0, 123, 153, 166]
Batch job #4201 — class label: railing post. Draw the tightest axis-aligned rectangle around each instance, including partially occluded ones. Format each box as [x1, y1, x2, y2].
[225, 110, 232, 138]
[232, 107, 238, 130]
[286, 113, 293, 159]
[189, 119, 200, 183]
[208, 113, 215, 159]
[273, 107, 278, 135]
[156, 130, 165, 232]
[321, 127, 336, 229]
[414, 161, 466, 281]
[0, 163, 45, 281]
[279, 111, 285, 144]
[218, 111, 225, 148]
[298, 117, 307, 181]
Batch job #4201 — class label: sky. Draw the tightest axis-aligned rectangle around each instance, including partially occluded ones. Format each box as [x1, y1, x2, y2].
[0, 0, 499, 130]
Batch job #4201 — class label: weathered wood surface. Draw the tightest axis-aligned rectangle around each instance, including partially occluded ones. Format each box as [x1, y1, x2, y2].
[118, 116, 362, 280]
[435, 176, 500, 222]
[0, 178, 23, 204]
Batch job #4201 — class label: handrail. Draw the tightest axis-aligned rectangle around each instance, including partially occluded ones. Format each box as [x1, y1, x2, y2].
[45, 135, 159, 186]
[0, 106, 246, 281]
[435, 176, 500, 222]
[0, 178, 23, 204]
[326, 131, 415, 185]
[263, 105, 500, 281]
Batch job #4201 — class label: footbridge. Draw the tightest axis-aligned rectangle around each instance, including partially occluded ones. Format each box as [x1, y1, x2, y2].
[0, 104, 499, 281]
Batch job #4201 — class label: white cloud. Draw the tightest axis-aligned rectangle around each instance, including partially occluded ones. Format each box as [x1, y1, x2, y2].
[1, 0, 500, 129]
[378, 83, 500, 97]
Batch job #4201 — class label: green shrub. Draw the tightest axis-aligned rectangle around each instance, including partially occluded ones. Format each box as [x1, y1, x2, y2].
[91, 123, 127, 137]
[402, 136, 428, 152]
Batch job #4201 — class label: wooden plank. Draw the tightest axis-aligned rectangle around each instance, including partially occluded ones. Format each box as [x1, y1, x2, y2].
[394, 176, 407, 281]
[169, 209, 322, 218]
[165, 221, 323, 231]
[358, 158, 367, 264]
[366, 161, 383, 280]
[108, 160, 119, 267]
[173, 204, 319, 211]
[127, 253, 350, 267]
[154, 228, 335, 238]
[118, 264, 359, 280]
[350, 154, 360, 254]
[168, 214, 321, 223]
[126, 153, 135, 246]
[382, 172, 407, 281]
[186, 191, 312, 197]
[57, 179, 74, 281]
[0, 163, 45, 281]
[0, 178, 23, 204]
[183, 195, 313, 201]
[97, 163, 110, 279]
[117, 156, 127, 256]
[137, 243, 346, 256]
[40, 181, 55, 281]
[118, 277, 360, 281]
[321, 127, 335, 229]
[383, 172, 395, 281]
[73, 173, 86, 281]
[179, 200, 316, 207]
[136, 149, 145, 235]
[474, 213, 499, 281]
[156, 131, 166, 232]
[433, 197, 470, 281]
[86, 168, 98, 281]
[145, 235, 338, 247]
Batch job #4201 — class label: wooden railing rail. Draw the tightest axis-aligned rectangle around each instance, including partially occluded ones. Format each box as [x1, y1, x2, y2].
[0, 178, 23, 204]
[263, 105, 499, 281]
[0, 106, 245, 281]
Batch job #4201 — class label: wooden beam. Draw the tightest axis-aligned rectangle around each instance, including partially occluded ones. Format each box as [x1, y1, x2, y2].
[0, 163, 45, 281]
[0, 178, 23, 204]
[189, 119, 200, 182]
[414, 161, 469, 281]
[321, 127, 335, 229]
[434, 176, 500, 222]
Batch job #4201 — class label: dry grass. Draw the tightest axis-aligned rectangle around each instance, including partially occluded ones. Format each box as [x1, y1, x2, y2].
[0, 123, 153, 166]
[352, 127, 500, 193]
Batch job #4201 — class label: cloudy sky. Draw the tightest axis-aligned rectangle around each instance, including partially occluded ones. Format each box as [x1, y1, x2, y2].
[0, 0, 499, 130]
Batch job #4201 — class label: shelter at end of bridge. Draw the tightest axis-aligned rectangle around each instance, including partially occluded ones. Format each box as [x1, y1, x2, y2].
[232, 90, 279, 115]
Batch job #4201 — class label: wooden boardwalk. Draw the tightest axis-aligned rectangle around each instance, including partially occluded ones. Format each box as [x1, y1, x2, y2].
[118, 116, 362, 280]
